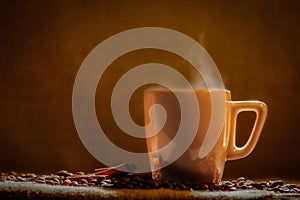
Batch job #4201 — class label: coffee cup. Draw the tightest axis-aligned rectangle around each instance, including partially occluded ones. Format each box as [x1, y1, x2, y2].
[144, 89, 267, 183]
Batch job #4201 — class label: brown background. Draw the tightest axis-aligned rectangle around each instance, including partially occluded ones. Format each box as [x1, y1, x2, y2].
[0, 0, 299, 180]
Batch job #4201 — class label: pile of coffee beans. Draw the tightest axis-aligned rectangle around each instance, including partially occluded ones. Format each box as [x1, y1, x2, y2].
[1, 170, 299, 193]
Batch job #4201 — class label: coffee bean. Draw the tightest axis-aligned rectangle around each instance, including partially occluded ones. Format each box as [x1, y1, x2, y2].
[8, 171, 18, 176]
[44, 175, 54, 180]
[101, 182, 114, 188]
[121, 177, 131, 183]
[229, 187, 237, 191]
[291, 188, 300, 193]
[250, 183, 259, 188]
[17, 176, 26, 182]
[20, 173, 36, 178]
[223, 181, 232, 185]
[46, 180, 54, 185]
[237, 177, 246, 182]
[75, 172, 85, 175]
[38, 176, 46, 181]
[71, 181, 78, 186]
[279, 187, 290, 193]
[88, 182, 95, 186]
[245, 179, 254, 184]
[133, 175, 143, 182]
[52, 178, 60, 183]
[62, 179, 72, 186]
[269, 180, 284, 188]
[79, 179, 88, 184]
[36, 180, 46, 184]
[286, 184, 297, 189]
[236, 181, 245, 188]
[241, 185, 247, 189]
[52, 181, 59, 185]
[273, 184, 281, 192]
[153, 181, 161, 188]
[57, 170, 73, 177]
[257, 182, 268, 190]
[247, 185, 254, 189]
[201, 184, 209, 190]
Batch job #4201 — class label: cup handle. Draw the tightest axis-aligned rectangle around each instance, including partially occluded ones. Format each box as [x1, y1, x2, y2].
[226, 101, 268, 160]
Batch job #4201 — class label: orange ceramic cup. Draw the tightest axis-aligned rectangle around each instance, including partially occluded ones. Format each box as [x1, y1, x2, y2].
[144, 89, 267, 183]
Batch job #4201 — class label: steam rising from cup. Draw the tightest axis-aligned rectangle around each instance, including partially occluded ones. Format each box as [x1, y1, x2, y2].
[72, 27, 225, 172]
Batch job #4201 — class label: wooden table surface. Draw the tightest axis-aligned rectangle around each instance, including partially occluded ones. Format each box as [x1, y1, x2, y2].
[1, 181, 300, 200]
